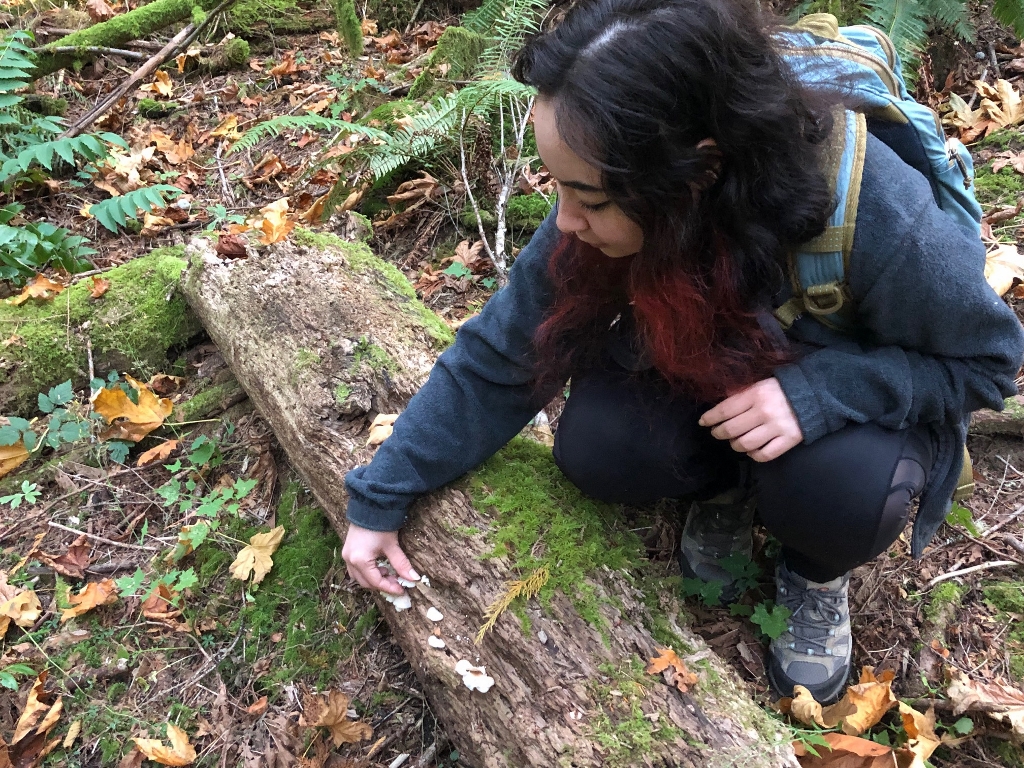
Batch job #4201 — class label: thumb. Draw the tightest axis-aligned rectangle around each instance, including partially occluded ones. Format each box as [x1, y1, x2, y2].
[383, 539, 419, 582]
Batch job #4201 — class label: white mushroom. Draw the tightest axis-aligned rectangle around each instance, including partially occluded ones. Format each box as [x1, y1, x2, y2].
[419, 575, 431, 587]
[455, 659, 494, 693]
[425, 607, 444, 622]
[427, 635, 446, 649]
[396, 577, 418, 588]
[382, 592, 412, 612]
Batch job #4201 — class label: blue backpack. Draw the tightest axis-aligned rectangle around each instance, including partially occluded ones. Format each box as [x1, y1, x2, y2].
[772, 14, 983, 332]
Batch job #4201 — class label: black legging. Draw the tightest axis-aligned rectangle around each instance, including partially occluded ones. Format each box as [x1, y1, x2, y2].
[552, 362, 933, 582]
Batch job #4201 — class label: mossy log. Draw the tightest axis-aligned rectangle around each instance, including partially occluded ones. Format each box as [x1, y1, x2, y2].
[0, 248, 202, 416]
[179, 229, 798, 768]
[969, 396, 1024, 438]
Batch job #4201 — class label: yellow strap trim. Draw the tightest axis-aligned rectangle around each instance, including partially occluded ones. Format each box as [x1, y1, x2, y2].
[800, 225, 855, 253]
[869, 103, 910, 125]
[842, 112, 868, 271]
[791, 13, 842, 40]
[774, 298, 805, 330]
[954, 449, 975, 502]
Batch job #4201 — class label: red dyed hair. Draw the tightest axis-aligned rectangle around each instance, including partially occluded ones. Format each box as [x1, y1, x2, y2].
[534, 233, 786, 403]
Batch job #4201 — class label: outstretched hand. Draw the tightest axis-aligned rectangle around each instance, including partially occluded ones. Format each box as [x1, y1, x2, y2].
[342, 524, 419, 596]
[699, 378, 803, 462]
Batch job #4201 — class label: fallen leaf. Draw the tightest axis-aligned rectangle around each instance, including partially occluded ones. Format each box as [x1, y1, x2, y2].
[63, 720, 81, 749]
[229, 526, 285, 583]
[147, 374, 186, 396]
[838, 667, 898, 736]
[897, 703, 942, 768]
[361, 18, 378, 35]
[213, 233, 248, 258]
[301, 690, 373, 747]
[946, 667, 1024, 740]
[992, 150, 1024, 175]
[8, 275, 65, 306]
[0, 440, 30, 479]
[88, 277, 111, 298]
[36, 537, 91, 579]
[298, 193, 329, 224]
[13, 673, 62, 744]
[61, 579, 118, 622]
[985, 242, 1024, 297]
[133, 724, 196, 766]
[255, 198, 295, 245]
[270, 52, 298, 78]
[646, 647, 699, 693]
[210, 115, 242, 142]
[94, 376, 173, 442]
[141, 70, 174, 98]
[386, 172, 440, 209]
[141, 582, 182, 621]
[136, 440, 179, 467]
[85, 0, 116, 22]
[245, 696, 268, 716]
[792, 732, 896, 767]
[0, 572, 42, 636]
[141, 212, 175, 238]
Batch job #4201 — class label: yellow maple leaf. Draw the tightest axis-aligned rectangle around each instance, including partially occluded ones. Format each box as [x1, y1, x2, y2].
[897, 703, 943, 768]
[646, 647, 699, 693]
[782, 667, 896, 736]
[61, 579, 118, 622]
[8, 274, 66, 306]
[0, 439, 30, 479]
[133, 723, 197, 766]
[93, 376, 173, 442]
[229, 526, 285, 583]
[301, 690, 373, 747]
[141, 69, 174, 98]
[256, 198, 295, 245]
[0, 571, 42, 636]
[210, 114, 243, 141]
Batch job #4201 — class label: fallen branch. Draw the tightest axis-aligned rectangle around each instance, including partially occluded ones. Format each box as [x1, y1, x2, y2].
[48, 521, 159, 551]
[33, 45, 149, 61]
[928, 560, 1020, 587]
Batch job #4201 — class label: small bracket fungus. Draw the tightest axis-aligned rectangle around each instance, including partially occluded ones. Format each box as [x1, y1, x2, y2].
[366, 413, 399, 446]
[427, 635, 446, 649]
[425, 607, 444, 622]
[382, 592, 412, 612]
[455, 659, 494, 693]
[396, 577, 418, 588]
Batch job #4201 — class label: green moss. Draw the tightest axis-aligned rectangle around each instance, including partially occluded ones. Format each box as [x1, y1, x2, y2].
[975, 129, 1023, 151]
[460, 205, 497, 229]
[467, 438, 645, 638]
[242, 481, 349, 686]
[983, 581, 1024, 680]
[174, 379, 245, 422]
[228, 0, 329, 35]
[408, 26, 485, 99]
[994, 740, 1024, 768]
[190, 6, 206, 23]
[352, 336, 395, 374]
[137, 98, 179, 118]
[333, 383, 352, 405]
[408, 69, 436, 101]
[924, 581, 964, 622]
[294, 347, 322, 372]
[507, 193, 553, 232]
[974, 163, 1024, 209]
[292, 228, 454, 348]
[334, 0, 363, 55]
[0, 247, 202, 416]
[225, 37, 250, 65]
[106, 681, 127, 702]
[24, 95, 67, 117]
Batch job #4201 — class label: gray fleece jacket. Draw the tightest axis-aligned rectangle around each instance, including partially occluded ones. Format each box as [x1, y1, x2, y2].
[345, 134, 1024, 558]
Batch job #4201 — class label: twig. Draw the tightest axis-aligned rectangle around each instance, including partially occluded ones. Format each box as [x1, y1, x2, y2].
[928, 560, 1019, 587]
[983, 503, 1024, 538]
[35, 46, 148, 61]
[404, 0, 426, 33]
[215, 141, 235, 204]
[48, 521, 159, 551]
[989, 41, 1001, 79]
[414, 734, 448, 768]
[999, 533, 1024, 557]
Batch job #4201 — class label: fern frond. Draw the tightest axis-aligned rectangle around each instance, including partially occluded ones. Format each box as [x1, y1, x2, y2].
[994, 0, 1024, 38]
[0, 31, 35, 101]
[89, 184, 182, 232]
[230, 114, 389, 155]
[925, 0, 974, 41]
[475, 566, 549, 644]
[864, 0, 929, 62]
[477, 0, 550, 72]
[0, 134, 113, 182]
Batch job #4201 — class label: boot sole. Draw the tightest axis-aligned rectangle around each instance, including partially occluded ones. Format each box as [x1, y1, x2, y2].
[767, 657, 850, 705]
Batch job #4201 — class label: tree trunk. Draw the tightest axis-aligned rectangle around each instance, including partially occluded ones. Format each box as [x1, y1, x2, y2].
[179, 229, 799, 768]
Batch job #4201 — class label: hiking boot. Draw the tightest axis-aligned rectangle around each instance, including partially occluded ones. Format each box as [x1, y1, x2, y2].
[768, 560, 852, 704]
[678, 487, 756, 604]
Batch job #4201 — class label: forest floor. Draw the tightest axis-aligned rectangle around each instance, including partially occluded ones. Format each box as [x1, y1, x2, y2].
[3, 2, 1024, 768]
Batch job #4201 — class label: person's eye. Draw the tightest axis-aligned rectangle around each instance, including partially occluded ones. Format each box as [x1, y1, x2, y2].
[580, 200, 611, 212]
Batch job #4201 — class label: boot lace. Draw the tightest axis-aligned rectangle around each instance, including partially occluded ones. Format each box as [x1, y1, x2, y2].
[777, 580, 846, 657]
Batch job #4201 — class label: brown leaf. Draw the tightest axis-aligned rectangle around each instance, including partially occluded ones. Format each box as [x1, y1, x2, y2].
[229, 526, 285, 583]
[214, 233, 248, 258]
[361, 18, 378, 35]
[792, 732, 897, 767]
[386, 172, 440, 209]
[0, 440, 30, 480]
[8, 275, 66, 306]
[136, 440, 179, 467]
[255, 198, 295, 245]
[270, 52, 298, 77]
[140, 70, 174, 98]
[245, 696, 268, 716]
[141, 582, 182, 621]
[88, 277, 111, 298]
[116, 748, 145, 768]
[94, 376, 173, 442]
[298, 193, 329, 224]
[133, 724, 196, 766]
[946, 668, 1024, 740]
[61, 579, 118, 622]
[85, 0, 116, 22]
[210, 115, 242, 142]
[301, 691, 373, 747]
[645, 647, 698, 693]
[0, 572, 42, 635]
[36, 537, 91, 579]
[991, 150, 1024, 175]
[897, 703, 942, 768]
[985, 242, 1024, 297]
[140, 213, 175, 238]
[13, 673, 62, 745]
[147, 374, 186, 396]
[839, 667, 898, 736]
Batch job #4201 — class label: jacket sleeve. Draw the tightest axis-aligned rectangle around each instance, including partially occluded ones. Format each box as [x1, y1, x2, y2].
[344, 213, 564, 531]
[774, 134, 1024, 443]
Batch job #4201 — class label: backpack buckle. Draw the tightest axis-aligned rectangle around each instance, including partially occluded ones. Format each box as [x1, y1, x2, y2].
[804, 282, 845, 315]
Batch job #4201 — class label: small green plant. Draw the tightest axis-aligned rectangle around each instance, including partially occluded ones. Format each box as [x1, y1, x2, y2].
[681, 577, 724, 607]
[0, 662, 34, 690]
[945, 502, 979, 536]
[115, 566, 198, 602]
[203, 204, 246, 231]
[750, 601, 792, 640]
[0, 480, 40, 508]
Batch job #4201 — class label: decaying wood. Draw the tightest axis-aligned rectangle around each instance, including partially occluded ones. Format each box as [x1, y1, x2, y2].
[969, 396, 1024, 438]
[179, 230, 798, 768]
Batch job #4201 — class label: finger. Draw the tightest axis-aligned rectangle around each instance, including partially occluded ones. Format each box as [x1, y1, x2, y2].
[729, 425, 776, 454]
[749, 434, 801, 463]
[709, 408, 764, 440]
[357, 560, 405, 595]
[383, 540, 420, 582]
[700, 390, 753, 428]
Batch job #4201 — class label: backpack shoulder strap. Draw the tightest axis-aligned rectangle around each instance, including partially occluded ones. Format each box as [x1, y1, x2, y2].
[774, 106, 867, 331]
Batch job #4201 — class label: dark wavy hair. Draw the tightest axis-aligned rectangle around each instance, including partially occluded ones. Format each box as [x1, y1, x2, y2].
[512, 0, 837, 402]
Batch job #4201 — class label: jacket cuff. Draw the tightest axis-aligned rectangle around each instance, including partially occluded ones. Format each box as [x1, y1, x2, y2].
[774, 363, 829, 444]
[345, 497, 407, 532]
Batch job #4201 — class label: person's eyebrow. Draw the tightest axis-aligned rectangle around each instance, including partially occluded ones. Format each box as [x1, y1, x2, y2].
[559, 180, 604, 193]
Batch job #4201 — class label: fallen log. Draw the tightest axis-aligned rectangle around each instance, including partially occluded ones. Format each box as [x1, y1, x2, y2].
[179, 227, 798, 768]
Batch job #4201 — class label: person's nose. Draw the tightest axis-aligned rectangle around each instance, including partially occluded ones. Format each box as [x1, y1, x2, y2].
[555, 198, 588, 235]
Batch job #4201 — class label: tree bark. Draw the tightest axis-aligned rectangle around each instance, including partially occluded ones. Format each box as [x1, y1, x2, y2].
[179, 230, 799, 768]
